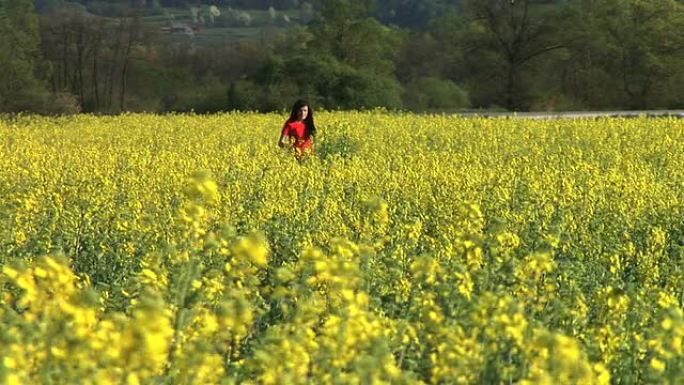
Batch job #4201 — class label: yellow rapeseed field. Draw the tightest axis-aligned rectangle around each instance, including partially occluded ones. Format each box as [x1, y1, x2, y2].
[1, 112, 683, 384]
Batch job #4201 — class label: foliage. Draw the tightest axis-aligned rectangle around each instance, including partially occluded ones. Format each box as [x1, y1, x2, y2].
[558, 0, 684, 109]
[0, 0, 51, 113]
[1, 112, 684, 383]
[403, 76, 469, 111]
[3, 0, 679, 113]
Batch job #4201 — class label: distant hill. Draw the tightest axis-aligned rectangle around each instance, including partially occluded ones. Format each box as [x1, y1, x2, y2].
[34, 0, 463, 30]
[35, 1, 312, 44]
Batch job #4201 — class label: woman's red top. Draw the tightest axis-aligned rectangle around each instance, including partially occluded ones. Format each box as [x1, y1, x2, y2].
[281, 120, 313, 150]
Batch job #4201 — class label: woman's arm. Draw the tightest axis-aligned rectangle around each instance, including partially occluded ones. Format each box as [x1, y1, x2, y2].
[278, 123, 289, 147]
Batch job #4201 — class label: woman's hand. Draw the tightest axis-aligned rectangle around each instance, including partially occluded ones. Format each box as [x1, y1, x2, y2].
[277, 133, 288, 148]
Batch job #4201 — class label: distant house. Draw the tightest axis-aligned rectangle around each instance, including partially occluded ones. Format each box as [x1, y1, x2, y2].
[160, 23, 198, 36]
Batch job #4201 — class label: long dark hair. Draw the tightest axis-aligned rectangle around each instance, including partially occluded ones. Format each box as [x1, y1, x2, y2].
[288, 99, 316, 138]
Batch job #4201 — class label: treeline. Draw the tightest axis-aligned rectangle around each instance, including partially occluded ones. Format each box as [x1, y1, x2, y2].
[2, 0, 684, 114]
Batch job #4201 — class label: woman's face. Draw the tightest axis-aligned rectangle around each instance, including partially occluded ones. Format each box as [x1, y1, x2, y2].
[297, 105, 309, 121]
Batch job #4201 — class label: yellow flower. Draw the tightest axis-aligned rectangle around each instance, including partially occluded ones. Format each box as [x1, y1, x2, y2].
[3, 356, 17, 369]
[6, 374, 22, 385]
[650, 357, 666, 373]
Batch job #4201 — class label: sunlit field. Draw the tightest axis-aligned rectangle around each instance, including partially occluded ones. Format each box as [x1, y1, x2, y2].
[1, 112, 684, 384]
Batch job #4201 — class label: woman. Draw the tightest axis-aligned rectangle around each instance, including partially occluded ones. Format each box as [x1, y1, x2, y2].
[278, 99, 316, 159]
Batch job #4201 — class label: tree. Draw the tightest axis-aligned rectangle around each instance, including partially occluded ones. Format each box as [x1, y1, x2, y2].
[560, 0, 684, 109]
[233, 0, 405, 111]
[308, 0, 400, 75]
[459, 0, 565, 110]
[40, 7, 146, 112]
[248, 50, 403, 110]
[0, 0, 50, 112]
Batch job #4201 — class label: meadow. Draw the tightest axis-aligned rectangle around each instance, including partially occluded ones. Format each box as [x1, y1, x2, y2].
[1, 112, 683, 384]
